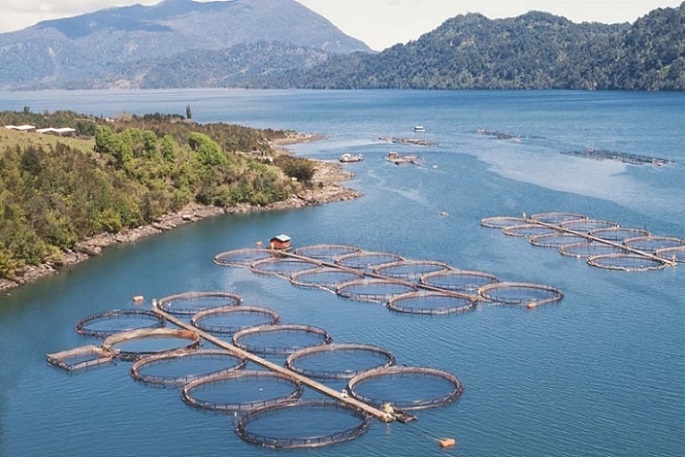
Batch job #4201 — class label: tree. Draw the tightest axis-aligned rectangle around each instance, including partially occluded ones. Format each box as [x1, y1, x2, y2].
[186, 104, 192, 120]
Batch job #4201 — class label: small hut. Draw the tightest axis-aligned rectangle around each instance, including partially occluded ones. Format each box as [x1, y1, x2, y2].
[269, 234, 292, 251]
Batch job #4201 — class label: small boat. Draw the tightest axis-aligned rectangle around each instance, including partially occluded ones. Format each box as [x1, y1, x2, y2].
[414, 125, 426, 133]
[339, 153, 364, 163]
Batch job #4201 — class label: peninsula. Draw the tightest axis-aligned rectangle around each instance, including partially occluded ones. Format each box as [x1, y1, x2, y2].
[0, 111, 361, 292]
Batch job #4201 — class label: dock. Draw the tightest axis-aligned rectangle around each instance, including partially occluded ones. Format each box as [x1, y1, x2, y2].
[151, 303, 396, 423]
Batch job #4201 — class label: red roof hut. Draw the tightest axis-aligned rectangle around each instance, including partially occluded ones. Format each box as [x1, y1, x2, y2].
[269, 234, 292, 251]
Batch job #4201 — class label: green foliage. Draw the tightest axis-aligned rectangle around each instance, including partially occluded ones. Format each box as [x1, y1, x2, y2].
[267, 5, 685, 91]
[274, 155, 315, 183]
[0, 110, 306, 278]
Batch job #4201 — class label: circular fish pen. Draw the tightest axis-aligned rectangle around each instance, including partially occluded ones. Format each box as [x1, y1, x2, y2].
[420, 269, 499, 293]
[75, 309, 165, 338]
[289, 267, 363, 292]
[530, 212, 588, 225]
[182, 370, 303, 413]
[157, 291, 242, 316]
[102, 328, 201, 362]
[250, 257, 319, 279]
[347, 366, 464, 411]
[386, 291, 477, 316]
[558, 241, 626, 259]
[285, 343, 396, 380]
[335, 251, 404, 270]
[293, 244, 361, 262]
[478, 282, 563, 307]
[587, 253, 668, 272]
[213, 248, 274, 267]
[479, 216, 526, 229]
[529, 233, 588, 248]
[191, 306, 280, 335]
[232, 324, 333, 356]
[560, 218, 618, 233]
[656, 246, 685, 263]
[235, 399, 371, 449]
[503, 224, 561, 238]
[589, 227, 651, 243]
[336, 279, 415, 304]
[623, 236, 685, 253]
[373, 260, 452, 281]
[130, 349, 246, 387]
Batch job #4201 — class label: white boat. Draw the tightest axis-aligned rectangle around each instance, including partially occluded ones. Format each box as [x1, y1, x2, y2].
[339, 153, 364, 163]
[414, 125, 426, 132]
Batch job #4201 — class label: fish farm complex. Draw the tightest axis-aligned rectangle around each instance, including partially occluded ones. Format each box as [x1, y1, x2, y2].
[46, 230, 570, 450]
[481, 211, 684, 272]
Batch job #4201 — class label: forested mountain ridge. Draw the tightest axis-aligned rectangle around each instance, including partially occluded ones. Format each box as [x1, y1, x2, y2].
[0, 0, 369, 90]
[262, 4, 685, 90]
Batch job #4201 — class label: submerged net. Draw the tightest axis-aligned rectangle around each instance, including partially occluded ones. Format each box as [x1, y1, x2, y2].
[587, 253, 668, 272]
[348, 366, 464, 411]
[558, 241, 626, 259]
[479, 216, 526, 229]
[589, 227, 651, 243]
[373, 260, 452, 281]
[250, 258, 319, 279]
[623, 236, 685, 253]
[130, 349, 245, 387]
[191, 306, 280, 335]
[182, 370, 303, 412]
[75, 309, 165, 338]
[336, 279, 415, 304]
[102, 328, 201, 362]
[386, 291, 477, 315]
[157, 291, 242, 316]
[335, 251, 404, 270]
[560, 218, 618, 233]
[529, 233, 588, 248]
[478, 282, 563, 307]
[286, 343, 396, 380]
[213, 248, 274, 267]
[530, 212, 588, 225]
[232, 324, 333, 356]
[503, 224, 560, 238]
[289, 267, 363, 292]
[420, 269, 499, 293]
[293, 244, 361, 261]
[655, 246, 685, 263]
[235, 399, 371, 449]
[46, 345, 118, 372]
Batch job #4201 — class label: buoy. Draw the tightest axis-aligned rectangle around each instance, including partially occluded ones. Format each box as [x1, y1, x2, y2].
[133, 295, 144, 304]
[526, 302, 536, 309]
[438, 438, 456, 448]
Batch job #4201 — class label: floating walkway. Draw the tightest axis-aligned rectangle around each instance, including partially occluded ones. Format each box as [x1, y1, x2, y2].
[215, 244, 564, 310]
[150, 303, 396, 423]
[481, 212, 682, 272]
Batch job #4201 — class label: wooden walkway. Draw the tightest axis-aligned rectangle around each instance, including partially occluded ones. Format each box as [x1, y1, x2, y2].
[279, 250, 480, 299]
[525, 218, 677, 267]
[151, 304, 396, 423]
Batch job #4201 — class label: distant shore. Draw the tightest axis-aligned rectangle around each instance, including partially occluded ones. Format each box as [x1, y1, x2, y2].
[0, 135, 362, 293]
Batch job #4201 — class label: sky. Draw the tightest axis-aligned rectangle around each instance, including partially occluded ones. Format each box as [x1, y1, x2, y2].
[0, 0, 681, 50]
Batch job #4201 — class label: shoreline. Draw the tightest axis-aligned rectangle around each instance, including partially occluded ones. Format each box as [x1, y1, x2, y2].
[0, 139, 362, 293]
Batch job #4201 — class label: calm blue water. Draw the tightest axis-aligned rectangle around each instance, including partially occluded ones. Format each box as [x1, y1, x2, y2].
[0, 90, 683, 457]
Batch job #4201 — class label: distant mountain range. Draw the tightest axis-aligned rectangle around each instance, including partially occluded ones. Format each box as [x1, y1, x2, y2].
[1, 0, 684, 91]
[0, 0, 369, 89]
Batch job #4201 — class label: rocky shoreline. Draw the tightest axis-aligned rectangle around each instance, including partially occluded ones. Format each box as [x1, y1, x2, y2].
[0, 158, 362, 293]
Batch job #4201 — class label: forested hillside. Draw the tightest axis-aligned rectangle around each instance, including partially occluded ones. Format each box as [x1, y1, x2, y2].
[0, 111, 315, 277]
[265, 5, 685, 90]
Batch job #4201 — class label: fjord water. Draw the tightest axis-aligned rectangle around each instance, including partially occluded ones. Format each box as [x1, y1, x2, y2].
[0, 90, 683, 457]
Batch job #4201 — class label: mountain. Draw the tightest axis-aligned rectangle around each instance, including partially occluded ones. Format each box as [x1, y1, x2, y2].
[262, 3, 685, 91]
[0, 0, 370, 90]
